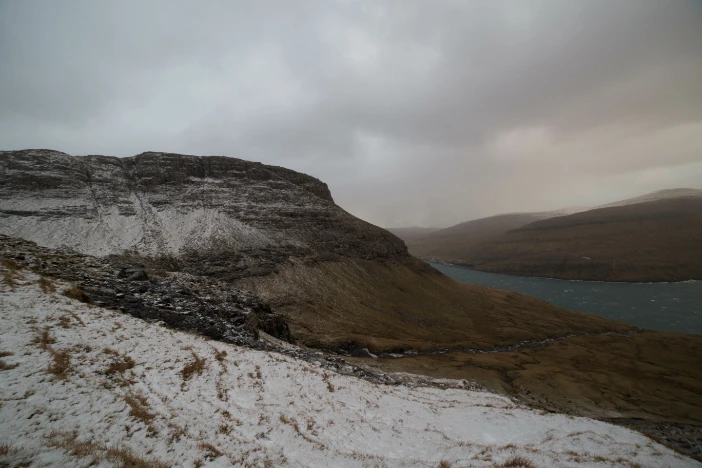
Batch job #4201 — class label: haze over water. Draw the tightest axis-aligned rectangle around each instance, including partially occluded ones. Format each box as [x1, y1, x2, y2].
[432, 263, 702, 335]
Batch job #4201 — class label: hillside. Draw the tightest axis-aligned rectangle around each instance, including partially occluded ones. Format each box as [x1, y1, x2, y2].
[385, 226, 440, 240]
[403, 212, 562, 260]
[455, 197, 702, 282]
[2, 270, 696, 467]
[400, 190, 702, 282]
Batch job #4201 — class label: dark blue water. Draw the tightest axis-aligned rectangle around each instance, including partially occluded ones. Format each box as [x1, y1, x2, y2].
[431, 263, 702, 335]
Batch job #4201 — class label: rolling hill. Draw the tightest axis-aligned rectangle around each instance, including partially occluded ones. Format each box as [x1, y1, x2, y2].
[400, 189, 702, 282]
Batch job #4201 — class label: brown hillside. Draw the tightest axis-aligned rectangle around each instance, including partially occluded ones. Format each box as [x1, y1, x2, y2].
[385, 226, 440, 240]
[460, 197, 702, 282]
[403, 211, 564, 259]
[235, 256, 632, 353]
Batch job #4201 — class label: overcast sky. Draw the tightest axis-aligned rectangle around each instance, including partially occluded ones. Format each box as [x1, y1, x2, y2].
[1, 0, 701, 227]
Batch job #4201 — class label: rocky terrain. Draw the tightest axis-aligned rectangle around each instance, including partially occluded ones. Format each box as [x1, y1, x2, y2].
[400, 189, 702, 282]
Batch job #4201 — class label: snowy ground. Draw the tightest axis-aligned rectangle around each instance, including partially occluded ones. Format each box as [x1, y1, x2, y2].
[0, 268, 698, 467]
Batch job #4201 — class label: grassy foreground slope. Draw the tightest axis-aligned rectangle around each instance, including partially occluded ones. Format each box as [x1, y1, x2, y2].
[236, 257, 631, 352]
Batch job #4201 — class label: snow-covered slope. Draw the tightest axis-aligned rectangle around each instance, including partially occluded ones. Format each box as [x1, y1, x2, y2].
[1, 269, 697, 467]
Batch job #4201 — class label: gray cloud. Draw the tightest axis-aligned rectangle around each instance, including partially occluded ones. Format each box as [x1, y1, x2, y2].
[1, 0, 701, 227]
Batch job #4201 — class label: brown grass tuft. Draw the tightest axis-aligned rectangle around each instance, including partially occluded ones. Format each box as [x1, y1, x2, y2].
[0, 351, 13, 358]
[62, 285, 91, 304]
[47, 349, 71, 380]
[0, 442, 18, 456]
[124, 393, 155, 425]
[2, 270, 16, 289]
[0, 360, 19, 371]
[105, 445, 169, 468]
[2, 258, 20, 271]
[214, 348, 227, 361]
[198, 442, 223, 459]
[438, 461, 452, 468]
[38, 276, 56, 294]
[66, 309, 85, 326]
[494, 455, 537, 468]
[104, 353, 135, 377]
[181, 352, 206, 381]
[47, 430, 168, 468]
[32, 328, 55, 351]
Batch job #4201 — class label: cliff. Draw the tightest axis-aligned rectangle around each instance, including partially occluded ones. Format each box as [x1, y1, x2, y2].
[0, 149, 406, 279]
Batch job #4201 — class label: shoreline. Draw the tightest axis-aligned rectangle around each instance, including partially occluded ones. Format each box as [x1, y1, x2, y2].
[423, 257, 702, 285]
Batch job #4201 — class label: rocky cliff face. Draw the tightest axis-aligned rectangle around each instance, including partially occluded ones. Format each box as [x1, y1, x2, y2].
[0, 149, 407, 279]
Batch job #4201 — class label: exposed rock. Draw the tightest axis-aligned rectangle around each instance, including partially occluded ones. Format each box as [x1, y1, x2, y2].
[0, 235, 276, 345]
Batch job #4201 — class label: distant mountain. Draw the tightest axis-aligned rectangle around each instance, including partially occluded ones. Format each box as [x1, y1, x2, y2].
[400, 189, 702, 282]
[385, 226, 440, 240]
[400, 207, 586, 262]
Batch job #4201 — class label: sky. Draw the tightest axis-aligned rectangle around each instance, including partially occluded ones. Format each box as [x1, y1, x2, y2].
[1, 0, 701, 228]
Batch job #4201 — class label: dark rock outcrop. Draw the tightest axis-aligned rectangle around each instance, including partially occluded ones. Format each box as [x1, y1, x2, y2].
[0, 234, 290, 344]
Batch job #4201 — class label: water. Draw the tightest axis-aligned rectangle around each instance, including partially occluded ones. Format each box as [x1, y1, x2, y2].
[431, 263, 702, 335]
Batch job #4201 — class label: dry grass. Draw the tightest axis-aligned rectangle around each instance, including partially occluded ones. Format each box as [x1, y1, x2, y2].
[0, 351, 13, 358]
[32, 328, 55, 351]
[38, 276, 56, 294]
[58, 315, 72, 328]
[103, 352, 135, 378]
[493, 455, 537, 468]
[62, 285, 91, 304]
[438, 461, 452, 468]
[47, 430, 168, 468]
[124, 393, 155, 425]
[246, 258, 628, 354]
[198, 442, 223, 459]
[106, 445, 169, 468]
[0, 442, 18, 456]
[0, 359, 19, 371]
[47, 349, 71, 380]
[181, 352, 206, 381]
[2, 258, 20, 271]
[2, 270, 16, 289]
[214, 348, 227, 362]
[66, 309, 85, 326]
